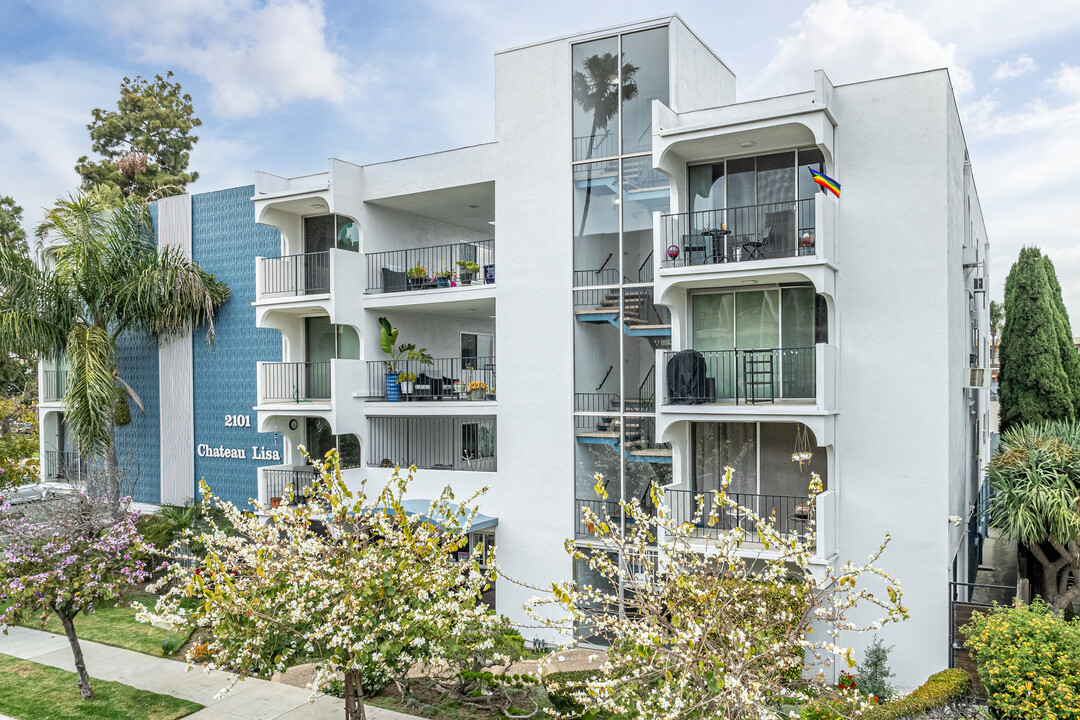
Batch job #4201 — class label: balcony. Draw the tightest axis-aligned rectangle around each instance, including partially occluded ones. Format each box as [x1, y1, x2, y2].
[367, 416, 496, 472]
[662, 344, 836, 411]
[258, 252, 331, 297]
[254, 249, 365, 327]
[40, 370, 66, 402]
[366, 356, 495, 402]
[664, 347, 815, 404]
[257, 465, 317, 507]
[365, 240, 494, 294]
[44, 450, 86, 482]
[661, 199, 816, 269]
[259, 362, 332, 403]
[662, 487, 835, 556]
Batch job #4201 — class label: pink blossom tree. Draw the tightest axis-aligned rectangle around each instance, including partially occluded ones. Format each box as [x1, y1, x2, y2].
[0, 493, 151, 699]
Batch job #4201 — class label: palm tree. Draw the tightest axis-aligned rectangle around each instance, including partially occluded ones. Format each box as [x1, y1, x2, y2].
[0, 189, 228, 512]
[573, 52, 638, 239]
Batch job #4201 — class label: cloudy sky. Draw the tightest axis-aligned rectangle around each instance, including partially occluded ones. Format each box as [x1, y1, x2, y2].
[1, 0, 1078, 320]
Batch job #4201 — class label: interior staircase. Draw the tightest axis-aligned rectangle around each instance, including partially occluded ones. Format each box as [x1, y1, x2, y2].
[574, 288, 672, 349]
[575, 397, 672, 464]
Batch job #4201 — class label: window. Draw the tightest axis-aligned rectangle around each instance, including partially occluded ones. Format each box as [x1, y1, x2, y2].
[462, 421, 495, 462]
[305, 417, 361, 469]
[303, 214, 359, 254]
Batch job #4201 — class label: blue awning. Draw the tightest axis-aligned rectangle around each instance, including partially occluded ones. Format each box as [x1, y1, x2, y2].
[398, 499, 498, 533]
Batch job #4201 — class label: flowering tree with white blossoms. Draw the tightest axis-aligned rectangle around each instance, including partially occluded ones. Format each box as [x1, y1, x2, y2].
[0, 492, 150, 699]
[139, 451, 502, 720]
[529, 469, 909, 720]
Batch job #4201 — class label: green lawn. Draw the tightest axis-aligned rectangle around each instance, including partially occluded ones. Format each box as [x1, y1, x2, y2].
[0, 653, 202, 720]
[23, 592, 192, 657]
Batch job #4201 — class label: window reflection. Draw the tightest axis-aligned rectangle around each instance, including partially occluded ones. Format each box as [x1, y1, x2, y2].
[572, 37, 621, 161]
[621, 28, 668, 155]
[573, 160, 620, 285]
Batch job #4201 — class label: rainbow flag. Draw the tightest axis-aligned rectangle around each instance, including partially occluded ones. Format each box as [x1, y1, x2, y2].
[808, 167, 841, 198]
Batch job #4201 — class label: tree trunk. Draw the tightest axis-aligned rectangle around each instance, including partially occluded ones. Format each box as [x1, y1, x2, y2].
[57, 610, 94, 699]
[343, 670, 366, 720]
[575, 118, 601, 240]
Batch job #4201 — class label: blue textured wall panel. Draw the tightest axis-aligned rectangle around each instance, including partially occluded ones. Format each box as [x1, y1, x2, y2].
[191, 186, 282, 507]
[115, 331, 162, 504]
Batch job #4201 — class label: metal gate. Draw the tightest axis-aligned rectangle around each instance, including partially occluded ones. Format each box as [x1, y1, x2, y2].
[948, 580, 1014, 697]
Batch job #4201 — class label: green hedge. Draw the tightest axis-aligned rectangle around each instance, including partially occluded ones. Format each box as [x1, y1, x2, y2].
[542, 669, 602, 716]
[865, 669, 971, 720]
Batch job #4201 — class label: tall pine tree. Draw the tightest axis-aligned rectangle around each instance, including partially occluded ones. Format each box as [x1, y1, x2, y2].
[1042, 255, 1080, 413]
[999, 247, 1077, 430]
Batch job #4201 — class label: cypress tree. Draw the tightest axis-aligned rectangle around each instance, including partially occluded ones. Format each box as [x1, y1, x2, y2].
[999, 247, 1076, 430]
[1041, 255, 1080, 413]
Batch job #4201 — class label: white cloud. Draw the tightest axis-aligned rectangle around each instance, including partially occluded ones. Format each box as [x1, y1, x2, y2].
[991, 54, 1037, 80]
[0, 58, 117, 231]
[1043, 63, 1080, 97]
[60, 0, 371, 118]
[751, 0, 973, 98]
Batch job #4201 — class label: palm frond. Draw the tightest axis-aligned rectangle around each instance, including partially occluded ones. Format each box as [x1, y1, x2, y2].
[63, 324, 117, 457]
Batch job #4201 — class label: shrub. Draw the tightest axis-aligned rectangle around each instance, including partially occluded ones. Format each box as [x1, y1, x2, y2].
[964, 599, 1080, 719]
[867, 669, 970, 720]
[855, 636, 894, 702]
[542, 670, 601, 717]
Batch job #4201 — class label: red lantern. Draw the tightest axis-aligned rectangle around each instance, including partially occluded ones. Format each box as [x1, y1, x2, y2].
[667, 244, 680, 260]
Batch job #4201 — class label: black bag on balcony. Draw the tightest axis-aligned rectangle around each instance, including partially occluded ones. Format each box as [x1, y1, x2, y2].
[666, 349, 708, 404]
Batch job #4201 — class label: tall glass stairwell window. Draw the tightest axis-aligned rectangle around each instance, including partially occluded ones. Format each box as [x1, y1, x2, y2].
[690, 287, 821, 401]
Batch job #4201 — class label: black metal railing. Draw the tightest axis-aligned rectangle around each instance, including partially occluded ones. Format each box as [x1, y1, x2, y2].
[41, 370, 66, 401]
[44, 450, 85, 481]
[367, 356, 495, 401]
[573, 132, 618, 161]
[572, 267, 622, 288]
[367, 416, 496, 472]
[574, 497, 623, 536]
[260, 362, 332, 402]
[663, 489, 813, 543]
[574, 392, 621, 414]
[263, 467, 316, 503]
[636, 366, 655, 412]
[638, 251, 653, 284]
[259, 252, 331, 296]
[664, 347, 816, 404]
[661, 198, 816, 268]
[365, 239, 494, 293]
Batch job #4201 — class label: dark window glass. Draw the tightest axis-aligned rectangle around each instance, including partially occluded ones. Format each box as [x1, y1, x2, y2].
[303, 215, 334, 254]
[335, 215, 359, 252]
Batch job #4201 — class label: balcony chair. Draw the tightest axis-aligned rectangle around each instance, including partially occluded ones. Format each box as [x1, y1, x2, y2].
[741, 225, 772, 261]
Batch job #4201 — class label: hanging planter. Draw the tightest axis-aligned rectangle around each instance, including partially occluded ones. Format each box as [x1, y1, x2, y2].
[791, 424, 813, 470]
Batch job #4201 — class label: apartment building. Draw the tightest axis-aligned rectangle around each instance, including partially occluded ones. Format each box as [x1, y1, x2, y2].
[38, 15, 990, 686]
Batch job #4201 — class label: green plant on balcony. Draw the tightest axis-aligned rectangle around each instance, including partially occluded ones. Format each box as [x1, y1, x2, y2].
[406, 264, 429, 280]
[455, 260, 479, 273]
[378, 317, 433, 374]
[435, 269, 453, 279]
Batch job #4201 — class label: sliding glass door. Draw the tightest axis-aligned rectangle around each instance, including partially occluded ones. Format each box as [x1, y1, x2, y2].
[691, 288, 818, 400]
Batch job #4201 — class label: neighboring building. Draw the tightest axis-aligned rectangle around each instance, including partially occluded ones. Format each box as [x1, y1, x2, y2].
[38, 15, 991, 688]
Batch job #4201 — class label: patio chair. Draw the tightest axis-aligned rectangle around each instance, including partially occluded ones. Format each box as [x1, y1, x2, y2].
[741, 225, 772, 261]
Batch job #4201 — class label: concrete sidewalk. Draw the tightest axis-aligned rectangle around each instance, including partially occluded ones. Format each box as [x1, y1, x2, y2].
[0, 626, 416, 719]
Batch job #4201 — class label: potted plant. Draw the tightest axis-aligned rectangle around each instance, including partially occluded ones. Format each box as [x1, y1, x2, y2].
[435, 269, 453, 288]
[452, 379, 466, 395]
[270, 496, 282, 509]
[378, 317, 433, 402]
[407, 264, 429, 289]
[398, 371, 417, 397]
[456, 260, 479, 284]
[467, 380, 488, 401]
